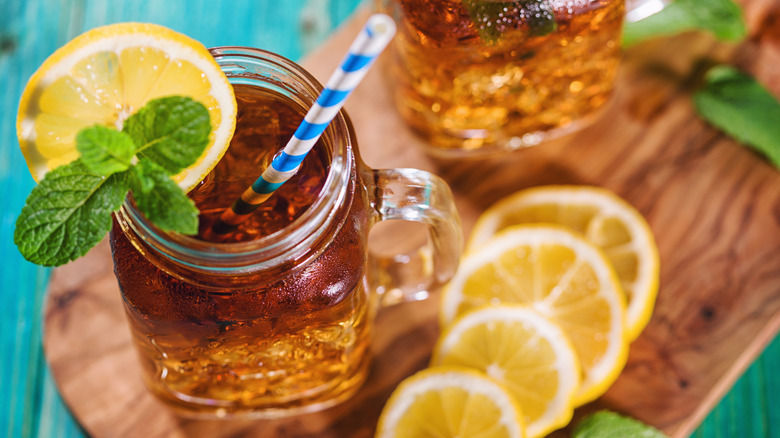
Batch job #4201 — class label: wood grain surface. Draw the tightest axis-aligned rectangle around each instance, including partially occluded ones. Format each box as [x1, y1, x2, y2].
[43, 3, 780, 437]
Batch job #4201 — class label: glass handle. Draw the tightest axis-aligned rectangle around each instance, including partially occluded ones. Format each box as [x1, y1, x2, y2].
[368, 168, 463, 306]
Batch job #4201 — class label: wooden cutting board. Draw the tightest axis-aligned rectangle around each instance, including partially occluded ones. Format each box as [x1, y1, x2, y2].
[43, 4, 780, 437]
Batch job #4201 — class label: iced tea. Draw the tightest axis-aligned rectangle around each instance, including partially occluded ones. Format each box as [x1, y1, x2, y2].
[377, 0, 625, 155]
[110, 84, 372, 416]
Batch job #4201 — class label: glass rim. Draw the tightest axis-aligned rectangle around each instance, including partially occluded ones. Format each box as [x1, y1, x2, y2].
[116, 46, 354, 272]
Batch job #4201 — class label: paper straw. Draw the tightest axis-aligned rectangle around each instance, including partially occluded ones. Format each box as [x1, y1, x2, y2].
[212, 14, 396, 235]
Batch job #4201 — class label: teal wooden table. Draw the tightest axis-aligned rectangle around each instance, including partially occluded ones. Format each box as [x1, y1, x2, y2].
[1, 1, 778, 437]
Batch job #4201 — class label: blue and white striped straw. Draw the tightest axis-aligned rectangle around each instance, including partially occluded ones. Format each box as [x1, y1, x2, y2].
[214, 14, 396, 234]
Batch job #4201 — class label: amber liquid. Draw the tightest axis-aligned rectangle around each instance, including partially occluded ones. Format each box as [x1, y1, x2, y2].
[110, 85, 371, 416]
[379, 0, 625, 153]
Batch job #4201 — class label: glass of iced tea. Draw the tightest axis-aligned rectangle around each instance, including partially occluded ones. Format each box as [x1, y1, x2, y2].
[109, 47, 462, 418]
[376, 0, 626, 157]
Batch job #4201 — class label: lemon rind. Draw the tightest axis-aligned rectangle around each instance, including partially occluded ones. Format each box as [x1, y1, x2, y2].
[442, 224, 628, 406]
[467, 185, 659, 341]
[376, 366, 526, 438]
[17, 23, 236, 192]
[433, 305, 580, 438]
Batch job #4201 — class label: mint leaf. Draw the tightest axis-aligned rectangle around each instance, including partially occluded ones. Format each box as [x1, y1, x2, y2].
[130, 160, 199, 235]
[76, 125, 136, 176]
[623, 0, 746, 47]
[17, 95, 212, 267]
[463, 0, 556, 44]
[573, 411, 668, 438]
[123, 96, 211, 175]
[15, 160, 130, 267]
[693, 66, 780, 168]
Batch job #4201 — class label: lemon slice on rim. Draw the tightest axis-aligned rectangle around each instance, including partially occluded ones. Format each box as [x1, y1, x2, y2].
[441, 225, 628, 405]
[468, 185, 659, 341]
[432, 305, 580, 438]
[17, 22, 237, 192]
[376, 367, 526, 438]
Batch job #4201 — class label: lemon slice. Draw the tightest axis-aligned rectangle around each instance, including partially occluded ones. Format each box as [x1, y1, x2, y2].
[432, 306, 580, 438]
[376, 367, 526, 438]
[17, 22, 237, 191]
[468, 185, 659, 341]
[441, 225, 628, 405]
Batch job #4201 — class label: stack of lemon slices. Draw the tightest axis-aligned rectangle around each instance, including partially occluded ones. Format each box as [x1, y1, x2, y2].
[376, 186, 660, 438]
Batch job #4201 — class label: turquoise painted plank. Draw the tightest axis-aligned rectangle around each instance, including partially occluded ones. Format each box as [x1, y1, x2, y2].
[1, 1, 778, 437]
[1, 1, 72, 437]
[35, 363, 86, 438]
[767, 339, 780, 437]
[694, 338, 780, 438]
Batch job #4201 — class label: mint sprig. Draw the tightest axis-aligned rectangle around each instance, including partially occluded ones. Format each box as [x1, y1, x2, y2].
[15, 96, 211, 267]
[76, 125, 135, 175]
[463, 0, 557, 44]
[124, 96, 211, 175]
[623, 0, 746, 47]
[130, 160, 200, 235]
[15, 162, 130, 267]
[623, 1, 779, 169]
[693, 66, 780, 168]
[573, 411, 668, 438]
